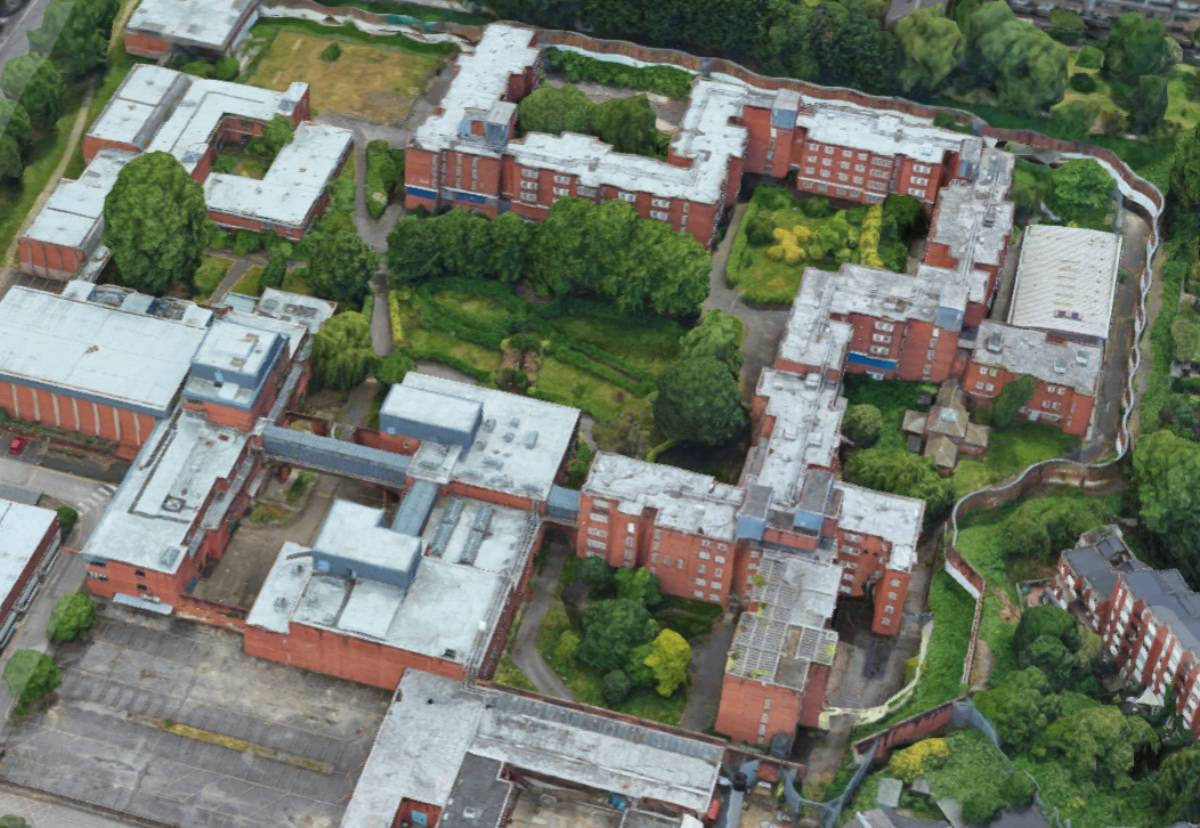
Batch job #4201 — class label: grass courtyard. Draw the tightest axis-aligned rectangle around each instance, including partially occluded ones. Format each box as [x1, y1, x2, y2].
[245, 27, 442, 123]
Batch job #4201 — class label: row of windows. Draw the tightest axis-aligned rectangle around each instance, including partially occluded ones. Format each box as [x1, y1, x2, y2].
[874, 321, 894, 333]
[908, 187, 926, 199]
[1045, 385, 1068, 396]
[974, 381, 995, 392]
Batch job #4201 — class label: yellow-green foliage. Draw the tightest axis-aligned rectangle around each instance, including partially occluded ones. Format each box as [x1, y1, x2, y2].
[767, 227, 807, 265]
[388, 291, 404, 344]
[856, 204, 886, 269]
[888, 737, 950, 783]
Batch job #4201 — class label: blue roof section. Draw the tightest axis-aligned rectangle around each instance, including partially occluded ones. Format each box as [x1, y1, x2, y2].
[393, 479, 439, 537]
[262, 426, 411, 486]
[547, 486, 580, 514]
[846, 352, 897, 371]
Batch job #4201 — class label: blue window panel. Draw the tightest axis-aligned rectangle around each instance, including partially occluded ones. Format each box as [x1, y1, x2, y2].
[453, 190, 488, 205]
[405, 185, 437, 200]
[846, 352, 896, 371]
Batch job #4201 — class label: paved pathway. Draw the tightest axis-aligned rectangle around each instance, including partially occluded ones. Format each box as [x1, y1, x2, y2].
[680, 614, 735, 732]
[704, 202, 789, 399]
[509, 549, 573, 701]
[207, 256, 257, 305]
[370, 272, 393, 357]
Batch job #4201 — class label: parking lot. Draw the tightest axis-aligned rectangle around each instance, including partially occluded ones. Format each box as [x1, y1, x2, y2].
[0, 605, 389, 828]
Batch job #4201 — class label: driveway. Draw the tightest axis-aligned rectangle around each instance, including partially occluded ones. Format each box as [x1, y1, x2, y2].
[0, 785, 138, 828]
[508, 544, 573, 701]
[0, 604, 388, 828]
[680, 614, 735, 732]
[0, 454, 117, 543]
[705, 203, 790, 400]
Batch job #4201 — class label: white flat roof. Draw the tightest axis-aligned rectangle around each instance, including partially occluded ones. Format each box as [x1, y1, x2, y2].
[834, 481, 923, 572]
[796, 105, 966, 165]
[1008, 224, 1122, 342]
[255, 289, 337, 334]
[972, 320, 1103, 396]
[404, 373, 579, 503]
[0, 287, 209, 416]
[81, 414, 250, 573]
[313, 499, 422, 574]
[22, 150, 136, 251]
[0, 500, 56, 608]
[583, 452, 743, 542]
[342, 670, 487, 827]
[928, 149, 1015, 270]
[126, 0, 256, 53]
[751, 369, 846, 511]
[203, 123, 353, 229]
[87, 65, 187, 149]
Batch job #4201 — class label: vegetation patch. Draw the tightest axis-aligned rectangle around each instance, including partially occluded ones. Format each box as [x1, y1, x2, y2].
[245, 28, 441, 123]
[492, 656, 536, 692]
[152, 718, 332, 774]
[953, 419, 1081, 497]
[193, 255, 235, 304]
[230, 265, 266, 297]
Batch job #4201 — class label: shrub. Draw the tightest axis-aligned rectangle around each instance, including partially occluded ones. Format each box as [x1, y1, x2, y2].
[261, 256, 286, 290]
[263, 234, 293, 260]
[1070, 72, 1097, 94]
[544, 47, 693, 99]
[992, 374, 1037, 428]
[844, 403, 882, 447]
[1076, 45, 1105, 69]
[602, 670, 631, 704]
[801, 196, 834, 218]
[3, 650, 61, 715]
[233, 230, 263, 256]
[579, 555, 613, 597]
[46, 593, 96, 642]
[214, 56, 239, 81]
[321, 41, 342, 62]
[366, 139, 399, 220]
[179, 60, 215, 79]
[212, 154, 238, 174]
[888, 738, 950, 783]
[375, 350, 416, 386]
[745, 214, 776, 246]
[55, 506, 77, 536]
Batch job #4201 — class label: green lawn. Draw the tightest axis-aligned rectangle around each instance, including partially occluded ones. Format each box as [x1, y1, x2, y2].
[841, 374, 936, 454]
[281, 267, 312, 296]
[230, 265, 266, 297]
[953, 419, 1081, 497]
[194, 256, 235, 304]
[536, 357, 652, 421]
[550, 315, 683, 375]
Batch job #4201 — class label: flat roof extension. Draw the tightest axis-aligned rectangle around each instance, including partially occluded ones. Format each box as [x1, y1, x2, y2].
[0, 500, 56, 611]
[126, 0, 257, 54]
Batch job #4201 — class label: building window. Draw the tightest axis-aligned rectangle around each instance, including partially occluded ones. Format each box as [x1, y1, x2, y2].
[624, 549, 633, 560]
[652, 198, 671, 208]
[888, 592, 898, 600]
[701, 540, 712, 548]
[809, 143, 820, 151]
[875, 321, 894, 332]
[695, 591, 706, 599]
[553, 174, 570, 184]
[87, 572, 108, 581]
[618, 191, 637, 202]
[698, 551, 710, 560]
[911, 176, 928, 186]
[654, 529, 661, 539]
[590, 512, 608, 524]
[710, 593, 720, 601]
[914, 164, 930, 174]
[695, 577, 706, 586]
[839, 161, 850, 170]
[872, 157, 890, 167]
[881, 616, 891, 626]
[820, 170, 831, 179]
[986, 383, 994, 392]
[715, 556, 726, 564]
[872, 333, 892, 343]
[858, 153, 868, 161]
[884, 605, 895, 614]
[853, 177, 863, 185]
[869, 169, 888, 179]
[870, 346, 890, 355]
[751, 549, 760, 559]
[587, 528, 607, 538]
[553, 187, 570, 196]
[135, 570, 146, 577]
[908, 188, 926, 198]
[804, 167, 815, 175]
[593, 500, 611, 510]
[840, 584, 852, 594]
[521, 169, 538, 179]
[715, 568, 724, 578]
[651, 553, 659, 563]
[652, 542, 660, 551]
[842, 545, 860, 556]
[650, 210, 670, 220]
[664, 556, 672, 566]
[577, 186, 597, 197]
[586, 539, 605, 549]
[837, 174, 848, 183]
[625, 537, 634, 548]
[520, 193, 537, 202]
[824, 146, 834, 155]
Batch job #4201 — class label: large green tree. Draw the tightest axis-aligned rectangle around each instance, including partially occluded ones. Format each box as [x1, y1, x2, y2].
[386, 215, 442, 284]
[1051, 159, 1114, 223]
[310, 312, 378, 391]
[0, 99, 32, 154]
[1131, 74, 1169, 134]
[1014, 605, 1080, 654]
[643, 628, 691, 696]
[576, 598, 658, 673]
[843, 403, 882, 448]
[27, 0, 120, 76]
[1133, 429, 1200, 571]
[1106, 11, 1175, 77]
[102, 151, 209, 295]
[1019, 634, 1076, 689]
[46, 592, 96, 643]
[842, 449, 954, 520]
[653, 357, 746, 446]
[968, 1, 1068, 114]
[518, 83, 594, 136]
[1041, 706, 1157, 788]
[3, 649, 61, 715]
[680, 310, 743, 380]
[0, 136, 22, 182]
[975, 666, 1061, 751]
[374, 350, 416, 386]
[614, 566, 661, 607]
[1154, 745, 1200, 823]
[309, 230, 378, 306]
[591, 94, 660, 156]
[1170, 123, 1200, 206]
[894, 7, 964, 94]
[578, 554, 613, 597]
[487, 212, 532, 284]
[0, 55, 65, 129]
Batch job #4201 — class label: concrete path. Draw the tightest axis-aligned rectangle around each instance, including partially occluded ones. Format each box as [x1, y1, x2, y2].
[207, 256, 257, 305]
[680, 614, 735, 732]
[704, 202, 789, 400]
[0, 455, 114, 543]
[370, 272, 394, 357]
[508, 548, 573, 701]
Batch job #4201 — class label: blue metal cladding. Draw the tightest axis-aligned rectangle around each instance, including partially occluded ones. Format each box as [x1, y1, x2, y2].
[262, 426, 411, 485]
[405, 185, 437, 200]
[546, 486, 581, 519]
[846, 352, 897, 371]
[453, 190, 488, 205]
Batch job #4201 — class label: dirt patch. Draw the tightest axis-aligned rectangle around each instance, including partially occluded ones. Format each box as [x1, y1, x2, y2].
[246, 31, 440, 124]
[970, 639, 994, 689]
[993, 587, 1021, 624]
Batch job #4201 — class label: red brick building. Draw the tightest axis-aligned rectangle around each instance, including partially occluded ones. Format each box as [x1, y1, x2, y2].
[404, 24, 995, 248]
[1049, 527, 1200, 735]
[123, 0, 259, 59]
[964, 320, 1101, 438]
[22, 65, 348, 281]
[0, 499, 61, 648]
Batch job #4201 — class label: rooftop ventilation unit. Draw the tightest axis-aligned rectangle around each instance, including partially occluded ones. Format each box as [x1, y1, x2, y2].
[986, 333, 1003, 353]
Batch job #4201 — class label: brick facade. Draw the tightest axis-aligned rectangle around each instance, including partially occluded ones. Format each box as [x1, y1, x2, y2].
[0, 380, 158, 458]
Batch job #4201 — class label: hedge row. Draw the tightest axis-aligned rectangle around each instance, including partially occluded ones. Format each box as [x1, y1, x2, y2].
[543, 47, 694, 100]
[414, 283, 662, 391]
[366, 140, 405, 220]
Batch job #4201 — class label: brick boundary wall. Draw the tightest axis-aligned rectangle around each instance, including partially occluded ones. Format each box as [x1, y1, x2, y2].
[174, 595, 248, 632]
[850, 698, 960, 764]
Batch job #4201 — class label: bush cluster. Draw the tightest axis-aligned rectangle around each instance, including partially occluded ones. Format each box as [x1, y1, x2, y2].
[544, 47, 694, 99]
[366, 140, 404, 220]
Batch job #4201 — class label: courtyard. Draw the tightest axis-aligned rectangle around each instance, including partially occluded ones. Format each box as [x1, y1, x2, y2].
[0, 605, 389, 828]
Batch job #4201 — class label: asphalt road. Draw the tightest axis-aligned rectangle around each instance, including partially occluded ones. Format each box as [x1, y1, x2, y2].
[0, 0, 53, 97]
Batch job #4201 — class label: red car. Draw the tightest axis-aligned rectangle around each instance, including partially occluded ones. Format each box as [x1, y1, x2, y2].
[8, 436, 27, 456]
